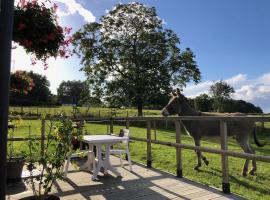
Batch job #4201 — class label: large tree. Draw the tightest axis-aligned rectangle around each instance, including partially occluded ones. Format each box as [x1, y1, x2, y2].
[194, 93, 214, 112]
[73, 2, 201, 116]
[57, 80, 91, 105]
[209, 80, 235, 112]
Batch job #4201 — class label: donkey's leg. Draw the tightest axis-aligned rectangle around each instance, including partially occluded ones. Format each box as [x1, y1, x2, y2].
[201, 154, 209, 166]
[194, 139, 209, 169]
[194, 139, 202, 170]
[194, 139, 209, 170]
[247, 144, 257, 175]
[237, 138, 251, 177]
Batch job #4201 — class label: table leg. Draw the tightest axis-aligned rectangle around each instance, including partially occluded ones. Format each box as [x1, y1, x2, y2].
[105, 145, 121, 177]
[92, 145, 102, 180]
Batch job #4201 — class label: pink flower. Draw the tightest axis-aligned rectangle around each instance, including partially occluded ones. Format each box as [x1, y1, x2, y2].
[17, 22, 26, 31]
[31, 58, 37, 65]
[44, 63, 49, 70]
[40, 38, 48, 43]
[20, 39, 32, 48]
[53, 3, 58, 12]
[64, 27, 72, 34]
[20, 0, 26, 7]
[59, 50, 65, 57]
[46, 33, 56, 41]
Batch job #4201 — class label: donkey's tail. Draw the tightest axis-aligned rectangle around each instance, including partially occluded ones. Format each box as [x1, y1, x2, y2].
[253, 125, 265, 147]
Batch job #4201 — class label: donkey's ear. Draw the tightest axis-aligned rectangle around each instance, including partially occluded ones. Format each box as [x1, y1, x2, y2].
[176, 88, 181, 96]
[171, 91, 177, 97]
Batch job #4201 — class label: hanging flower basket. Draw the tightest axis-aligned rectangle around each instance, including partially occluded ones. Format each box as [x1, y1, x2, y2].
[13, 0, 72, 68]
[10, 70, 35, 95]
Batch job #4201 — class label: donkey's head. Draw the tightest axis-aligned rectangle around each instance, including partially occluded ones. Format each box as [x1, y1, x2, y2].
[161, 88, 187, 116]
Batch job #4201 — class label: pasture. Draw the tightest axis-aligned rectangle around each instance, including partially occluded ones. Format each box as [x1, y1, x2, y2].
[9, 116, 270, 200]
[9, 106, 160, 117]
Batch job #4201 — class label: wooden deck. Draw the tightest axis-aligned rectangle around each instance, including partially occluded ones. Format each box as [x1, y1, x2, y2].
[7, 156, 245, 200]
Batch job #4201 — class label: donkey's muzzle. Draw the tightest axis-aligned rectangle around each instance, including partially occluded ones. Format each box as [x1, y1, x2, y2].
[161, 108, 170, 116]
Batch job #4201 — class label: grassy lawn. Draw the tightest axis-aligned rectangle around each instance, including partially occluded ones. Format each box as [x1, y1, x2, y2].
[9, 119, 270, 200]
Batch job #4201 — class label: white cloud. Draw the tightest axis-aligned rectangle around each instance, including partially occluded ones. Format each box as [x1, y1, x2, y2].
[256, 72, 270, 85]
[14, 0, 96, 23]
[226, 73, 247, 85]
[55, 0, 96, 22]
[183, 81, 213, 98]
[183, 73, 270, 113]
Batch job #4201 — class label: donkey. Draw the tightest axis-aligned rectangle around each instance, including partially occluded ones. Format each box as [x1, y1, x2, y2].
[161, 88, 264, 176]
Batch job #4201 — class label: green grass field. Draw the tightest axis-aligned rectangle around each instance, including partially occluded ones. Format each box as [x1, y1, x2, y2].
[8, 117, 270, 200]
[9, 106, 161, 117]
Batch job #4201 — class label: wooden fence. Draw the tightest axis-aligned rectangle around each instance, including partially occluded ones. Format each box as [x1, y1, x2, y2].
[109, 116, 270, 194]
[8, 116, 270, 194]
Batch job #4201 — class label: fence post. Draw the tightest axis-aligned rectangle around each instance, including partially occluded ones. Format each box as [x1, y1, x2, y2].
[175, 120, 183, 178]
[153, 120, 157, 140]
[41, 119, 45, 157]
[110, 117, 114, 134]
[126, 119, 130, 129]
[220, 120, 230, 194]
[125, 118, 130, 161]
[147, 120, 152, 168]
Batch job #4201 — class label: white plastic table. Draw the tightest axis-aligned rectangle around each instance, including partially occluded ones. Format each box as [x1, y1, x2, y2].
[82, 135, 129, 180]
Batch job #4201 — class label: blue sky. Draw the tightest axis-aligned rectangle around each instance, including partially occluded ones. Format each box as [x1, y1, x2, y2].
[13, 0, 270, 112]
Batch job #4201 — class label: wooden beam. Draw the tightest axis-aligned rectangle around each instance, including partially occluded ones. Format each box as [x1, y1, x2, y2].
[129, 137, 270, 162]
[146, 120, 152, 168]
[175, 120, 183, 178]
[110, 118, 113, 134]
[0, 0, 14, 198]
[41, 119, 45, 157]
[220, 121, 230, 194]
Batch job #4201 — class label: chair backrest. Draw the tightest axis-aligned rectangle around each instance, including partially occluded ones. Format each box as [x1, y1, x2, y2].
[119, 128, 130, 137]
[119, 128, 130, 144]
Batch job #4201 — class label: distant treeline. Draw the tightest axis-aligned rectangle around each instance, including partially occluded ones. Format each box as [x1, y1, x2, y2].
[189, 94, 263, 114]
[10, 71, 263, 114]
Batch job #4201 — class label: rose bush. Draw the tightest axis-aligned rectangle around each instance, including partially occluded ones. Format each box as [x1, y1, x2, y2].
[10, 70, 35, 95]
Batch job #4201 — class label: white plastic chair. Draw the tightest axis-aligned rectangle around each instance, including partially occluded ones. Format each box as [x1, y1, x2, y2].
[109, 128, 132, 171]
[64, 141, 95, 178]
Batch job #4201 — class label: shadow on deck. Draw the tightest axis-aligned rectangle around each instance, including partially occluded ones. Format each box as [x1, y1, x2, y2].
[7, 156, 245, 200]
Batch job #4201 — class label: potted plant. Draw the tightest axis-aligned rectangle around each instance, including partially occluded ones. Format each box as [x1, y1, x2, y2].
[7, 116, 26, 183]
[23, 114, 83, 200]
[13, 0, 72, 69]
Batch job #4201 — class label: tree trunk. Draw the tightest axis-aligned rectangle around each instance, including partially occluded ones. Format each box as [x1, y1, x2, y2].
[137, 98, 143, 116]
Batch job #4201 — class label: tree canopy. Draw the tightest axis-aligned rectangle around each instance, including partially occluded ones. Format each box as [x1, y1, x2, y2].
[73, 2, 201, 115]
[193, 93, 213, 112]
[57, 80, 97, 106]
[209, 80, 235, 112]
